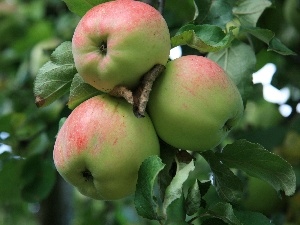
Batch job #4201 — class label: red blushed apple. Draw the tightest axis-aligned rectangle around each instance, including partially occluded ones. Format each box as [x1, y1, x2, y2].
[53, 94, 160, 200]
[147, 55, 244, 151]
[72, 0, 171, 92]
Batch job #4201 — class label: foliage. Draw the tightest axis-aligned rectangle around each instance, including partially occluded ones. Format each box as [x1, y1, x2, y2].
[1, 0, 300, 224]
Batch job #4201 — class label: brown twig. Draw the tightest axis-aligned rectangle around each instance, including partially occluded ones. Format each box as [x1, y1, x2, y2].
[109, 85, 134, 105]
[133, 64, 165, 118]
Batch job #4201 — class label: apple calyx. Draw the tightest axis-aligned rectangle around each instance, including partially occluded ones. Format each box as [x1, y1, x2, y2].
[223, 119, 233, 132]
[82, 169, 93, 182]
[109, 64, 165, 118]
[99, 41, 107, 55]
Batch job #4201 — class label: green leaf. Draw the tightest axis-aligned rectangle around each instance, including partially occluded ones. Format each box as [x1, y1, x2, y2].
[172, 24, 234, 53]
[165, 194, 189, 225]
[34, 61, 76, 107]
[193, 0, 211, 23]
[50, 41, 74, 65]
[158, 142, 177, 200]
[269, 37, 297, 55]
[134, 155, 165, 221]
[58, 117, 67, 132]
[201, 151, 244, 203]
[185, 179, 201, 216]
[163, 160, 195, 216]
[63, 0, 110, 17]
[164, 0, 196, 28]
[232, 0, 272, 27]
[68, 74, 103, 110]
[218, 139, 296, 196]
[234, 210, 275, 225]
[207, 41, 256, 101]
[243, 27, 274, 43]
[207, 202, 242, 225]
[196, 0, 234, 27]
[33, 41, 77, 108]
[21, 154, 56, 203]
[242, 27, 296, 55]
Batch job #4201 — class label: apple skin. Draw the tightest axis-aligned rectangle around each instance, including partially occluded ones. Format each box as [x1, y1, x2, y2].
[72, 0, 171, 92]
[147, 55, 244, 151]
[53, 94, 160, 200]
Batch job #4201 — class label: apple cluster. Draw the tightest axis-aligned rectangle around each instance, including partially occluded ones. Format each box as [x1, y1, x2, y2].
[53, 0, 244, 201]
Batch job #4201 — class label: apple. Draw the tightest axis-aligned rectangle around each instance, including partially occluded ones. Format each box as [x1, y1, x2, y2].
[147, 55, 244, 151]
[241, 176, 283, 215]
[275, 131, 300, 165]
[53, 94, 160, 200]
[72, 0, 171, 92]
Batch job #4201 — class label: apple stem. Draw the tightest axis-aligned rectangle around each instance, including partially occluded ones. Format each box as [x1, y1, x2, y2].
[109, 86, 134, 105]
[108, 64, 165, 118]
[133, 64, 165, 118]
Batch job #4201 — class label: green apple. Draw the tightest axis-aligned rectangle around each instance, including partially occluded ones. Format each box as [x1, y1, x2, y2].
[147, 55, 244, 151]
[53, 94, 160, 200]
[276, 131, 300, 165]
[72, 0, 170, 92]
[241, 176, 283, 215]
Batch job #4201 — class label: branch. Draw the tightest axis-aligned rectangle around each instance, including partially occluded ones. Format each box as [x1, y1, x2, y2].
[157, 0, 165, 14]
[133, 64, 165, 118]
[109, 85, 134, 105]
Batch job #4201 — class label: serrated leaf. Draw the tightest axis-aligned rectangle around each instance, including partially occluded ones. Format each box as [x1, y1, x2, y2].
[242, 27, 296, 55]
[233, 210, 275, 225]
[68, 74, 102, 110]
[172, 24, 234, 53]
[232, 0, 272, 27]
[34, 41, 77, 107]
[163, 160, 195, 216]
[50, 41, 74, 65]
[63, 0, 110, 17]
[207, 202, 242, 225]
[207, 41, 256, 101]
[33, 61, 76, 107]
[242, 27, 274, 43]
[185, 179, 201, 216]
[201, 151, 244, 203]
[134, 155, 165, 221]
[217, 139, 296, 196]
